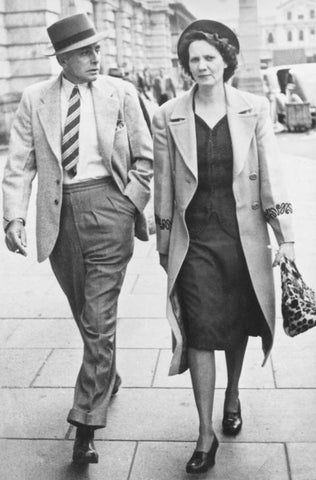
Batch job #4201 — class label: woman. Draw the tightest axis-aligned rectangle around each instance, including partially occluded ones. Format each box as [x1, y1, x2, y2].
[152, 20, 295, 475]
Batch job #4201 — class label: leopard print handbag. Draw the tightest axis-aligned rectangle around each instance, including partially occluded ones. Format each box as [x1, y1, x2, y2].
[280, 257, 316, 337]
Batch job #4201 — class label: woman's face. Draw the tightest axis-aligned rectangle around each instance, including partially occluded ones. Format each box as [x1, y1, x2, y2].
[188, 40, 227, 87]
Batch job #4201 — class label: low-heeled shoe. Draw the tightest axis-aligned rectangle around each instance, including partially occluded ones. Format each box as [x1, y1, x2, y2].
[222, 399, 242, 436]
[186, 434, 219, 474]
[72, 426, 99, 465]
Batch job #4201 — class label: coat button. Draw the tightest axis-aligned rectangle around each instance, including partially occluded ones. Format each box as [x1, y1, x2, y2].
[56, 179, 60, 185]
[252, 202, 260, 210]
[249, 172, 257, 180]
[54, 199, 59, 205]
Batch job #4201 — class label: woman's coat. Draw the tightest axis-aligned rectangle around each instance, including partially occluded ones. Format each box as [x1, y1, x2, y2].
[152, 84, 294, 375]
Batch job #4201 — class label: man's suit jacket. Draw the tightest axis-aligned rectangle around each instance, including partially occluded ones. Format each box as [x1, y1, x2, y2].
[2, 74, 153, 262]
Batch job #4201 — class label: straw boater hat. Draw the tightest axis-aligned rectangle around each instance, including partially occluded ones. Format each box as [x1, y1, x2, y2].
[177, 19, 240, 57]
[45, 13, 107, 56]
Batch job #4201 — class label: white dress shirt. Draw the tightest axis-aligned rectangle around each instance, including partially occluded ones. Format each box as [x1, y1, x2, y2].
[61, 76, 110, 184]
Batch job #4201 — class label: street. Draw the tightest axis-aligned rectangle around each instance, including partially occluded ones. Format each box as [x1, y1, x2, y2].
[0, 129, 316, 480]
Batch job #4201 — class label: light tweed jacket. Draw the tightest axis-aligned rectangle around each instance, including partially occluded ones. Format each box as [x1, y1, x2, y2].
[153, 83, 295, 375]
[2, 74, 153, 262]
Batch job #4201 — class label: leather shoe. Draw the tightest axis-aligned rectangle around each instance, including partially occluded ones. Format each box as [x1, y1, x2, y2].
[222, 399, 242, 436]
[186, 434, 219, 474]
[72, 426, 98, 465]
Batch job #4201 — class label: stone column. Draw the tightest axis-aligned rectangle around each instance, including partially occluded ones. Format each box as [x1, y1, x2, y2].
[237, 0, 263, 94]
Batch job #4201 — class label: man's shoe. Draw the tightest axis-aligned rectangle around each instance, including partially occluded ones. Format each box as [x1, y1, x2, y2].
[72, 426, 98, 465]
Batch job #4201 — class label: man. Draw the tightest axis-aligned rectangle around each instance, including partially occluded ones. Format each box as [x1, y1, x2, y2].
[2, 13, 153, 465]
[152, 67, 176, 106]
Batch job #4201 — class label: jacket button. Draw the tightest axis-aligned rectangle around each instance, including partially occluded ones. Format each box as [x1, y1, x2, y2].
[56, 179, 60, 185]
[54, 199, 59, 205]
[249, 172, 257, 180]
[252, 202, 260, 210]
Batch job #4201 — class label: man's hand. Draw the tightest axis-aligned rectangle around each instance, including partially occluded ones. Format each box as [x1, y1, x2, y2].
[5, 220, 27, 256]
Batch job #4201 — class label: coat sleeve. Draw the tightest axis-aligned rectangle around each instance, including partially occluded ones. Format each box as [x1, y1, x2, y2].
[2, 89, 37, 230]
[122, 81, 153, 213]
[256, 96, 295, 245]
[152, 108, 174, 257]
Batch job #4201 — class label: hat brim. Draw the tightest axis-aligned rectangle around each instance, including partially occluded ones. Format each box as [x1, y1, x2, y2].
[44, 31, 107, 56]
[177, 19, 240, 57]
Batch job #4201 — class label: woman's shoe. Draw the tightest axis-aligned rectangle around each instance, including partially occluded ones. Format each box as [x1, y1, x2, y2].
[186, 434, 219, 474]
[222, 399, 242, 436]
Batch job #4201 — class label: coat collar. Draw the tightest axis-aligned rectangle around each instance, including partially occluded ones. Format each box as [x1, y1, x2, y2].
[168, 83, 258, 179]
[37, 74, 120, 166]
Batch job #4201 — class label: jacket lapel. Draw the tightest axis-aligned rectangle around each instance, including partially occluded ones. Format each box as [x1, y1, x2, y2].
[37, 74, 62, 163]
[168, 87, 197, 179]
[225, 84, 258, 178]
[91, 78, 120, 171]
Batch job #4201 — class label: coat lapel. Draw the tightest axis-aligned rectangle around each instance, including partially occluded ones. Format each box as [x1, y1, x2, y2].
[168, 87, 197, 179]
[90, 78, 120, 171]
[225, 84, 258, 178]
[37, 74, 62, 163]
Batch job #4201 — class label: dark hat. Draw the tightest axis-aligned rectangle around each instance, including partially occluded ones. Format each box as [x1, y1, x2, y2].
[45, 13, 107, 56]
[177, 19, 240, 57]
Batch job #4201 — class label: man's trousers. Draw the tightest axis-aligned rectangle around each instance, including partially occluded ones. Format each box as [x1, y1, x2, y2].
[50, 177, 135, 428]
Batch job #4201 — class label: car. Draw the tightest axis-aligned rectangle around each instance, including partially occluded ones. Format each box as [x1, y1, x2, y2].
[261, 63, 316, 126]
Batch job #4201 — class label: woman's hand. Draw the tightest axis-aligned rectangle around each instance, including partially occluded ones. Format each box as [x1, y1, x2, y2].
[272, 242, 295, 267]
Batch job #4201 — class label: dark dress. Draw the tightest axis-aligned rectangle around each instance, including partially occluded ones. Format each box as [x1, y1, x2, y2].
[177, 114, 266, 351]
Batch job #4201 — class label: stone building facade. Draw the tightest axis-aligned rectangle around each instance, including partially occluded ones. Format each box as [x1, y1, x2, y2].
[0, 0, 194, 143]
[261, 0, 316, 65]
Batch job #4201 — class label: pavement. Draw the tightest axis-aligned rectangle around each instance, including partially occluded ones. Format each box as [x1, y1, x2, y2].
[0, 130, 316, 480]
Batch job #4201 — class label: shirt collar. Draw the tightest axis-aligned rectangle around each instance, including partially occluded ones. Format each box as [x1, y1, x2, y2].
[62, 75, 90, 99]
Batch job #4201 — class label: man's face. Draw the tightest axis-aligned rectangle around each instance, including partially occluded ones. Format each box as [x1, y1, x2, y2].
[60, 43, 101, 84]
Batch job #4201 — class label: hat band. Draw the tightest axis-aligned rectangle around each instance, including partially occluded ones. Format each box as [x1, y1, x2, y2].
[53, 27, 96, 52]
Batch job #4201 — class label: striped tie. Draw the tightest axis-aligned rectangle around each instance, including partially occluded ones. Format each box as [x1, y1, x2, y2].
[62, 85, 80, 177]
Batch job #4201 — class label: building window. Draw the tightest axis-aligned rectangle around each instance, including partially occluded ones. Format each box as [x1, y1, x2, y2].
[311, 9, 315, 18]
[267, 32, 274, 43]
[298, 14, 304, 20]
[299, 30, 304, 41]
[287, 31, 293, 41]
[287, 11, 292, 20]
[310, 28, 315, 35]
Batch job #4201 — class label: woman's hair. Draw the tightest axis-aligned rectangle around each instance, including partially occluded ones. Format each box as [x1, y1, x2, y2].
[178, 30, 238, 83]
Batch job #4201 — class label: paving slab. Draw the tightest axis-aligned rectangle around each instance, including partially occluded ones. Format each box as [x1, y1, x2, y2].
[272, 346, 316, 388]
[4, 319, 82, 348]
[0, 291, 72, 318]
[117, 293, 166, 317]
[0, 388, 71, 438]
[132, 272, 167, 295]
[125, 256, 162, 275]
[287, 443, 316, 480]
[153, 349, 275, 389]
[0, 348, 51, 387]
[273, 319, 316, 348]
[34, 348, 159, 388]
[0, 319, 22, 346]
[0, 439, 135, 480]
[130, 442, 290, 480]
[91, 388, 316, 442]
[117, 318, 170, 348]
